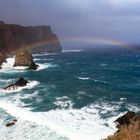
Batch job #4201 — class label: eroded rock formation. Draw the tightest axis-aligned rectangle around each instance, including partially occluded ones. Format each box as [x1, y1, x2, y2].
[13, 49, 38, 70]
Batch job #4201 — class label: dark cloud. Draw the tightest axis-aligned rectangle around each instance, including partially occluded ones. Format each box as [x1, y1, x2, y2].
[0, 0, 140, 46]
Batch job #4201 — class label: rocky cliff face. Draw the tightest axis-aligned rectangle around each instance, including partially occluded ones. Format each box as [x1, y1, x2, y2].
[0, 21, 62, 54]
[0, 51, 6, 67]
[105, 111, 140, 140]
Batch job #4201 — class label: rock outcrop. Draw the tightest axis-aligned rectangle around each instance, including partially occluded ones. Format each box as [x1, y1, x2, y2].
[105, 111, 140, 140]
[28, 61, 38, 70]
[13, 49, 38, 70]
[6, 119, 17, 127]
[4, 77, 29, 90]
[0, 51, 6, 67]
[115, 111, 135, 127]
[0, 21, 62, 63]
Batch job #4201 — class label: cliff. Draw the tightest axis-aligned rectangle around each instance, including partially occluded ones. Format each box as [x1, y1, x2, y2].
[105, 111, 140, 140]
[0, 21, 62, 55]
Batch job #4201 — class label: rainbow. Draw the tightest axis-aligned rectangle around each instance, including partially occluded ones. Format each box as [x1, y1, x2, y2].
[59, 36, 135, 50]
[28, 36, 139, 53]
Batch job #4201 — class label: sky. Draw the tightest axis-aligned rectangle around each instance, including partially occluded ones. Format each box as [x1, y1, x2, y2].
[0, 0, 140, 48]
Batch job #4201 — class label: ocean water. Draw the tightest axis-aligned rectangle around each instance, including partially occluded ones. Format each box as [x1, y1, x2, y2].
[0, 48, 140, 140]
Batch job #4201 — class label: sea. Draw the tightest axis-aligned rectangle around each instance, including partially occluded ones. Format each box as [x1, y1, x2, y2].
[0, 48, 140, 140]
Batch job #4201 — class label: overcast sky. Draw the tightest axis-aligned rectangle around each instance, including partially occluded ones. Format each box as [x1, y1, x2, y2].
[0, 0, 140, 47]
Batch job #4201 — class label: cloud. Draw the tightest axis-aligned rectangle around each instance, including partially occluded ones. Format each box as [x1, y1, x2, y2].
[0, 0, 140, 44]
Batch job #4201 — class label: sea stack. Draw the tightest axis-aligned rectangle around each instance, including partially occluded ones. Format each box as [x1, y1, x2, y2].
[13, 49, 38, 70]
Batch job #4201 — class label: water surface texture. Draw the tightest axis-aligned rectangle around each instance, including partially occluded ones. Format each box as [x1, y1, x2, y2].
[0, 49, 140, 140]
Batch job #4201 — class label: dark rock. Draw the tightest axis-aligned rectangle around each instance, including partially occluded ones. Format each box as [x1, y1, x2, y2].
[0, 51, 6, 68]
[6, 119, 17, 127]
[115, 111, 135, 126]
[13, 49, 38, 70]
[3, 77, 29, 90]
[15, 77, 28, 87]
[13, 119, 17, 122]
[106, 112, 140, 140]
[28, 61, 39, 70]
[6, 122, 15, 127]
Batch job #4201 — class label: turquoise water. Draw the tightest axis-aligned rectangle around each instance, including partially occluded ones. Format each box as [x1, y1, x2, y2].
[0, 49, 140, 140]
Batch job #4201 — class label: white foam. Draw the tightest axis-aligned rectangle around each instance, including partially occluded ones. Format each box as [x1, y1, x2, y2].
[78, 77, 90, 80]
[62, 50, 83, 53]
[1, 57, 27, 73]
[0, 81, 39, 94]
[34, 58, 53, 62]
[78, 91, 87, 95]
[0, 79, 14, 83]
[34, 58, 41, 61]
[54, 96, 73, 109]
[33, 54, 44, 57]
[0, 120, 66, 140]
[33, 53, 56, 57]
[0, 56, 55, 72]
[19, 90, 40, 99]
[120, 98, 127, 101]
[1, 57, 15, 69]
[126, 104, 140, 112]
[100, 64, 107, 67]
[37, 63, 57, 71]
[94, 79, 108, 84]
[14, 66, 28, 70]
[0, 100, 120, 140]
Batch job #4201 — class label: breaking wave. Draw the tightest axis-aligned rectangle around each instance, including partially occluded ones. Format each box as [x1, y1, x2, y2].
[0, 57, 56, 73]
[0, 98, 128, 140]
[62, 50, 83, 53]
[78, 77, 90, 80]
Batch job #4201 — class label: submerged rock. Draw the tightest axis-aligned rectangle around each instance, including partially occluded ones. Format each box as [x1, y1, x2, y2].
[6, 122, 15, 127]
[6, 119, 17, 127]
[13, 49, 38, 70]
[105, 111, 140, 140]
[3, 77, 29, 90]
